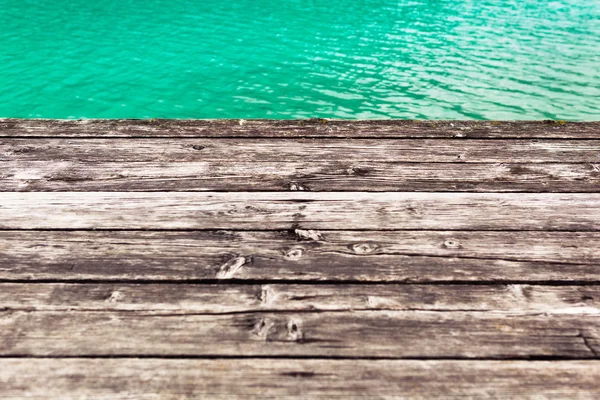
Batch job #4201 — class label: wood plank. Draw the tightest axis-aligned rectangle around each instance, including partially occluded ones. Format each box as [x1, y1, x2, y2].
[2, 118, 599, 138]
[1, 230, 598, 282]
[1, 310, 599, 357]
[1, 192, 598, 230]
[3, 138, 600, 164]
[2, 359, 599, 399]
[4, 161, 599, 192]
[1, 283, 598, 314]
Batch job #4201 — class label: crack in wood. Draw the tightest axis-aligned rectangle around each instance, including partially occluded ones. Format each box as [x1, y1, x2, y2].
[317, 249, 597, 267]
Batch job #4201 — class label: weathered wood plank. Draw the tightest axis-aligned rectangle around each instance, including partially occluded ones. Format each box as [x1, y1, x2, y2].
[2, 119, 599, 138]
[1, 230, 598, 282]
[2, 138, 600, 164]
[0, 283, 597, 314]
[3, 161, 599, 192]
[2, 359, 599, 399]
[1, 310, 598, 357]
[1, 192, 598, 230]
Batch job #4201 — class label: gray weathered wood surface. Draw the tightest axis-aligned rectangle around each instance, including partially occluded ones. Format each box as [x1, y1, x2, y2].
[3, 138, 600, 192]
[0, 283, 597, 313]
[3, 161, 600, 192]
[4, 138, 599, 163]
[2, 310, 599, 357]
[1, 192, 599, 230]
[2, 120, 599, 397]
[2, 359, 599, 399]
[1, 231, 598, 281]
[2, 118, 599, 138]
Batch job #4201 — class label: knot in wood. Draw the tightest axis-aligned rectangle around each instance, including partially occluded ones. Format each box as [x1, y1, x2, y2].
[191, 145, 205, 151]
[287, 319, 303, 341]
[283, 247, 304, 261]
[352, 243, 379, 254]
[443, 240, 461, 249]
[216, 255, 249, 279]
[289, 182, 308, 191]
[349, 166, 372, 176]
[105, 291, 125, 303]
[294, 229, 323, 241]
[252, 318, 275, 340]
[404, 205, 423, 217]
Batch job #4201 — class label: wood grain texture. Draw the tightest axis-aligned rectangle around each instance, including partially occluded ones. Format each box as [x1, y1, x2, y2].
[3, 138, 600, 164]
[0, 283, 598, 314]
[1, 192, 599, 230]
[3, 161, 599, 192]
[1, 230, 599, 282]
[2, 118, 599, 138]
[1, 310, 599, 357]
[3, 139, 599, 193]
[1, 359, 599, 399]
[3, 119, 600, 395]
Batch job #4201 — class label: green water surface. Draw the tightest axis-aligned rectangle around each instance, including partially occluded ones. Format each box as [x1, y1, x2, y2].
[1, 0, 599, 119]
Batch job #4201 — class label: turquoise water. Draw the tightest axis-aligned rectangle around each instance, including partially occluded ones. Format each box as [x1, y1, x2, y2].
[1, 0, 599, 120]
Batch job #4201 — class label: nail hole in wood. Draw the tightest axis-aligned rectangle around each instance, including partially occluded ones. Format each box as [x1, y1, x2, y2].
[443, 240, 461, 249]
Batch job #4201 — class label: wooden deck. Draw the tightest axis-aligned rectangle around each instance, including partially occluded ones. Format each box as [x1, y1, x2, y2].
[1, 119, 599, 398]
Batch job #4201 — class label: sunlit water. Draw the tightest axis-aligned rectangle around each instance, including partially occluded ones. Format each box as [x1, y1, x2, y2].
[1, 0, 599, 120]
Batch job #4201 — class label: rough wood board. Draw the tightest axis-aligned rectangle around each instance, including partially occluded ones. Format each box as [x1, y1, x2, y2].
[3, 138, 600, 164]
[1, 283, 598, 314]
[1, 359, 599, 399]
[2, 119, 599, 138]
[2, 230, 598, 282]
[3, 119, 600, 396]
[1, 310, 599, 357]
[3, 161, 599, 192]
[1, 192, 599, 230]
